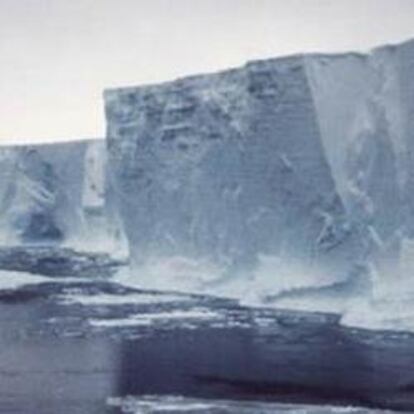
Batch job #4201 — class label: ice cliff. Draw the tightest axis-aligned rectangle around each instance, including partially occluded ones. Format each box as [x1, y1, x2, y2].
[104, 38, 414, 329]
[104, 55, 361, 296]
[306, 39, 414, 329]
[0, 141, 87, 243]
[0, 139, 123, 252]
[4, 38, 412, 331]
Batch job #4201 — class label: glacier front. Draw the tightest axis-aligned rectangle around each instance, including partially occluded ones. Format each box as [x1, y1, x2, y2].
[104, 55, 362, 298]
[306, 40, 414, 329]
[0, 140, 88, 244]
[101, 38, 414, 331]
[0, 139, 125, 253]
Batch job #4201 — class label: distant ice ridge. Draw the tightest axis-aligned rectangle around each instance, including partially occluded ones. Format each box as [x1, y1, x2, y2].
[0, 141, 87, 244]
[104, 38, 414, 332]
[0, 139, 127, 256]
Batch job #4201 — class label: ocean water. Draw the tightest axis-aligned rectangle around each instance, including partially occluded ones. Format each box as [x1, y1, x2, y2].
[0, 269, 413, 413]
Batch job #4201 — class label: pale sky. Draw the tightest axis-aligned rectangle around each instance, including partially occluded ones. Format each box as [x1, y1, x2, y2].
[1, 0, 414, 144]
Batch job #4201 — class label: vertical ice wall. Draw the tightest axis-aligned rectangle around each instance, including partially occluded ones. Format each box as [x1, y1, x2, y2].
[80, 140, 108, 247]
[306, 40, 414, 285]
[306, 39, 414, 329]
[305, 50, 402, 293]
[0, 141, 88, 244]
[0, 147, 21, 244]
[306, 49, 404, 241]
[395, 40, 414, 238]
[105, 56, 357, 290]
[80, 140, 128, 254]
[83, 140, 106, 210]
[0, 139, 124, 250]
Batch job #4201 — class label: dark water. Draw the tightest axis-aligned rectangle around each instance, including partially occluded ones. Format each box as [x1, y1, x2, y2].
[0, 279, 413, 413]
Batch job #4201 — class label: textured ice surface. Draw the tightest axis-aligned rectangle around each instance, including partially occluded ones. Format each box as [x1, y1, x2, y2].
[73, 139, 128, 254]
[104, 38, 414, 331]
[105, 55, 357, 299]
[0, 140, 88, 244]
[306, 39, 414, 330]
[0, 139, 126, 254]
[2, 40, 413, 333]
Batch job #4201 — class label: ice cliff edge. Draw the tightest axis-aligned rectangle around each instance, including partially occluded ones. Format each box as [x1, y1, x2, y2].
[0, 139, 124, 253]
[104, 53, 359, 294]
[104, 38, 414, 317]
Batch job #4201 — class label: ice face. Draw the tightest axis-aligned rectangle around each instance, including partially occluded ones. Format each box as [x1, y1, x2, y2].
[3, 38, 412, 332]
[83, 140, 106, 210]
[306, 49, 403, 244]
[104, 55, 359, 294]
[79, 140, 108, 247]
[0, 139, 125, 252]
[0, 141, 88, 244]
[305, 40, 414, 330]
[104, 38, 414, 331]
[305, 50, 404, 302]
[80, 140, 128, 255]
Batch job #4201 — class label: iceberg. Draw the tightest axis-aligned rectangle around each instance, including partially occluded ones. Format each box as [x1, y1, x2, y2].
[104, 55, 360, 298]
[0, 140, 88, 244]
[104, 38, 414, 331]
[307, 39, 414, 330]
[2, 38, 413, 333]
[0, 139, 125, 254]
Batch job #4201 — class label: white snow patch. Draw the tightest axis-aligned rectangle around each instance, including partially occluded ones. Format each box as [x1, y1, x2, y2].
[62, 292, 191, 306]
[113, 256, 224, 295]
[107, 395, 394, 413]
[341, 298, 414, 333]
[341, 238, 414, 333]
[0, 270, 52, 290]
[89, 308, 221, 328]
[0, 270, 89, 291]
